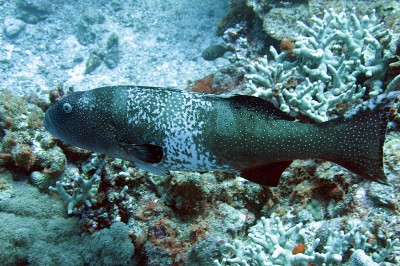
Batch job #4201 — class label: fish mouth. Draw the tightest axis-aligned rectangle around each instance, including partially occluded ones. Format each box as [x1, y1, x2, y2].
[43, 111, 63, 140]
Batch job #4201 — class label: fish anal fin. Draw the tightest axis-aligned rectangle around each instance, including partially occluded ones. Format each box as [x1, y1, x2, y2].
[240, 161, 292, 187]
[118, 142, 163, 163]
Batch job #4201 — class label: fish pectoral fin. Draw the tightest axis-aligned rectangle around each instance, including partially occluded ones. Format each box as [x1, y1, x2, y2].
[133, 160, 169, 176]
[118, 142, 163, 163]
[117, 141, 168, 175]
[240, 161, 292, 187]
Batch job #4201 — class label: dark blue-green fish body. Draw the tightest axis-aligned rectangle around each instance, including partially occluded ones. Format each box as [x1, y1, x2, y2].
[44, 86, 398, 186]
[202, 44, 229, 61]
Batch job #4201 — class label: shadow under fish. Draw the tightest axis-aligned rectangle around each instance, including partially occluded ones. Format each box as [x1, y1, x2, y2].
[44, 86, 399, 187]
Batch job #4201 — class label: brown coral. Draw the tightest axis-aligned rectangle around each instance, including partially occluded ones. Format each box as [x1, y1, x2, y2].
[280, 38, 296, 58]
[188, 74, 222, 94]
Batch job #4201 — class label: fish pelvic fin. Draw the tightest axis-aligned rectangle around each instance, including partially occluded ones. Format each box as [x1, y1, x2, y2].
[134, 160, 169, 176]
[319, 91, 400, 184]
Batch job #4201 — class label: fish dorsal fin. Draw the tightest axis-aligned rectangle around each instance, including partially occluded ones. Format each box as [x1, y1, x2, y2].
[117, 142, 163, 163]
[134, 85, 179, 91]
[110, 85, 180, 92]
[240, 161, 292, 187]
[211, 94, 295, 121]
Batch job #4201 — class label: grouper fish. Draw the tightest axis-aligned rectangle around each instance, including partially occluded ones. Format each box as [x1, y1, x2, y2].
[43, 86, 399, 186]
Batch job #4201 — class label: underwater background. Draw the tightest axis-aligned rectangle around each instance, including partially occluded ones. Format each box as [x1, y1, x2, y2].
[1, 0, 400, 265]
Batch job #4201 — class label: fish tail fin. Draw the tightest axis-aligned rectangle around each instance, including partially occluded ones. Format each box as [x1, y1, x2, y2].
[319, 91, 400, 184]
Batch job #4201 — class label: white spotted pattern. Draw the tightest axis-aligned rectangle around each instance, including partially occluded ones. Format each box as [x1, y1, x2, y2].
[126, 87, 220, 171]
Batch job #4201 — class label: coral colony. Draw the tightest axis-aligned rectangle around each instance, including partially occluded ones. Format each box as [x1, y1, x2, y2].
[246, 9, 396, 122]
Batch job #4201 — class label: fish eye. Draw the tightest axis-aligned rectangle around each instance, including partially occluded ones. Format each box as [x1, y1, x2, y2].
[62, 103, 73, 113]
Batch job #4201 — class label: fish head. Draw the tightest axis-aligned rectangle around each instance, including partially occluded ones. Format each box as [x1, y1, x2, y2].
[44, 90, 115, 152]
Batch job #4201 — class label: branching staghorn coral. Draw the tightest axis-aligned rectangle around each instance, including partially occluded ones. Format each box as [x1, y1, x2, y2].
[215, 216, 399, 266]
[49, 158, 105, 215]
[246, 8, 395, 122]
